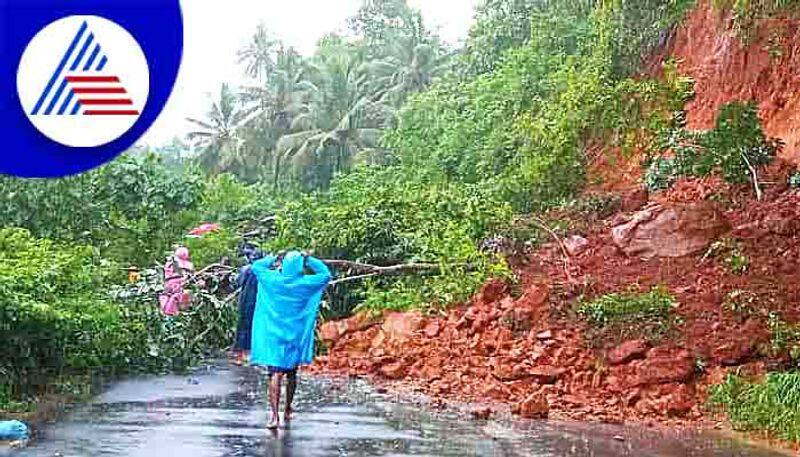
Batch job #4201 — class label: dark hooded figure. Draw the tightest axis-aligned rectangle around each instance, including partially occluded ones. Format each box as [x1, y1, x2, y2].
[232, 244, 263, 365]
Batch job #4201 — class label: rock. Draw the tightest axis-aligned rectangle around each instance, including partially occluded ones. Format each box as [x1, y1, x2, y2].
[763, 213, 800, 236]
[665, 392, 694, 417]
[476, 279, 509, 305]
[564, 235, 590, 256]
[637, 348, 694, 385]
[611, 202, 730, 259]
[607, 340, 649, 365]
[528, 366, 565, 384]
[379, 361, 408, 380]
[712, 340, 754, 367]
[319, 321, 342, 344]
[536, 330, 553, 340]
[513, 392, 549, 419]
[319, 312, 381, 344]
[471, 407, 493, 420]
[423, 321, 441, 338]
[621, 188, 648, 213]
[382, 312, 426, 342]
[519, 285, 550, 309]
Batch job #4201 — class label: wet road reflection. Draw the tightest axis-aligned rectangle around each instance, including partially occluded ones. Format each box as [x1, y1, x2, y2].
[3, 364, 788, 457]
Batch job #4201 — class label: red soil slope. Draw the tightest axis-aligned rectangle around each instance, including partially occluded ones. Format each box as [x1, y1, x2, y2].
[667, 0, 800, 165]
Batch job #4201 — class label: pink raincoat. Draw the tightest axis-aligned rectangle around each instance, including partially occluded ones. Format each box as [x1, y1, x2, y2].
[159, 247, 195, 316]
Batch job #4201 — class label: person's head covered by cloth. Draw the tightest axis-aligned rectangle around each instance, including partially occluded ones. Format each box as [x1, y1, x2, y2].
[248, 249, 331, 428]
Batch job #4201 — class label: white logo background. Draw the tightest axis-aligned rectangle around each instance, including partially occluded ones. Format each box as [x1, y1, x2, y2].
[17, 15, 150, 148]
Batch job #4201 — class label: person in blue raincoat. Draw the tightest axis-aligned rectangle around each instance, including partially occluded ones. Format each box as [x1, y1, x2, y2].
[250, 250, 331, 429]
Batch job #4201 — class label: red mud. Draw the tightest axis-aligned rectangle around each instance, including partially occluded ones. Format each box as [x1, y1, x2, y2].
[311, 182, 800, 429]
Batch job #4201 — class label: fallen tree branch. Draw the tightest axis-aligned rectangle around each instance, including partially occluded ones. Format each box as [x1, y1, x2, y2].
[329, 272, 381, 286]
[530, 216, 573, 282]
[322, 259, 453, 273]
[740, 151, 763, 201]
[185, 258, 467, 289]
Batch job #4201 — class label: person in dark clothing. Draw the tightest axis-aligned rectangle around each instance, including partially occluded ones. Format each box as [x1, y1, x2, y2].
[232, 244, 263, 365]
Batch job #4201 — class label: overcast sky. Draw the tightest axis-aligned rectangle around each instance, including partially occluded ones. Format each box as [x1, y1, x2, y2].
[140, 0, 479, 145]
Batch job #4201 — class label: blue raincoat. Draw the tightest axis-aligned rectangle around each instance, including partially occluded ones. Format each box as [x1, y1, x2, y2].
[250, 251, 331, 369]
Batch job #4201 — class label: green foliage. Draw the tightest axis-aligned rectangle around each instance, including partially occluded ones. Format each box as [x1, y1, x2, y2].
[709, 372, 800, 443]
[0, 154, 204, 268]
[704, 238, 749, 274]
[767, 313, 800, 362]
[184, 228, 240, 269]
[0, 226, 238, 409]
[267, 165, 512, 312]
[390, 3, 695, 213]
[722, 289, 760, 321]
[788, 171, 800, 188]
[646, 101, 780, 191]
[577, 286, 679, 344]
[199, 173, 271, 224]
[460, 0, 695, 78]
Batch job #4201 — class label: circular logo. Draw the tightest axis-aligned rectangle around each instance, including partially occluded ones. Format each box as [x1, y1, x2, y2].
[16, 15, 149, 148]
[0, 0, 182, 177]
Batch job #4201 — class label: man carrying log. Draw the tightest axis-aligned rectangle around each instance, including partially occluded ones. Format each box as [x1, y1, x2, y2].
[249, 250, 331, 429]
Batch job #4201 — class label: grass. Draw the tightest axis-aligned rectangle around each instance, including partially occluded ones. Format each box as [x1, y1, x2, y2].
[709, 372, 800, 443]
[576, 286, 679, 345]
[766, 313, 800, 362]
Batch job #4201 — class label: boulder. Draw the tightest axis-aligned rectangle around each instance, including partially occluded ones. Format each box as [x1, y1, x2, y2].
[611, 202, 730, 259]
[621, 188, 648, 213]
[423, 320, 441, 338]
[564, 235, 590, 256]
[471, 407, 493, 420]
[513, 392, 549, 419]
[528, 366, 565, 384]
[712, 340, 755, 367]
[382, 312, 426, 342]
[607, 340, 649, 365]
[319, 312, 381, 344]
[379, 360, 409, 380]
[636, 348, 694, 385]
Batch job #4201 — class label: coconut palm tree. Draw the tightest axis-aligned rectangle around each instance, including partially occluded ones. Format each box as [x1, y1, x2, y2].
[273, 38, 391, 189]
[238, 24, 278, 82]
[186, 84, 258, 175]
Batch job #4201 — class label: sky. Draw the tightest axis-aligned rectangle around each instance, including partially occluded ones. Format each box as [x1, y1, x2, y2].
[140, 0, 480, 146]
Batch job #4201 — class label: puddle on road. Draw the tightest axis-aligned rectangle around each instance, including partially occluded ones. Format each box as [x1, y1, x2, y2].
[1, 364, 788, 457]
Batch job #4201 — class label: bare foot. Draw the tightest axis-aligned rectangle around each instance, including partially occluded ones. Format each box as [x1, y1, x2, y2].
[266, 416, 280, 429]
[283, 407, 292, 422]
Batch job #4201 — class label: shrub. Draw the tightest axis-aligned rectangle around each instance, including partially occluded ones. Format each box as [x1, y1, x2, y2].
[713, 0, 800, 41]
[647, 102, 780, 192]
[766, 313, 800, 363]
[577, 286, 679, 344]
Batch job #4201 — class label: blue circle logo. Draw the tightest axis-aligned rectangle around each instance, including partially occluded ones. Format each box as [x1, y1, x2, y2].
[0, 0, 183, 177]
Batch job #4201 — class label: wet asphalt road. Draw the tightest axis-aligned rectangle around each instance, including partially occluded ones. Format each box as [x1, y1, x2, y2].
[1, 363, 789, 457]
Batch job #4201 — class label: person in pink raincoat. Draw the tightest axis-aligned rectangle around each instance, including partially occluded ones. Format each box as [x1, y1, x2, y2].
[159, 247, 195, 316]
